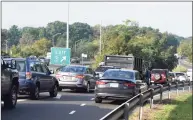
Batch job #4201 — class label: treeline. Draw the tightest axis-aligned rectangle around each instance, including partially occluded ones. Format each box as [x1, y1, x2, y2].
[1, 19, 191, 70]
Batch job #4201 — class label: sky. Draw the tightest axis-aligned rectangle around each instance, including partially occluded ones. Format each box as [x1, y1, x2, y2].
[2, 2, 192, 37]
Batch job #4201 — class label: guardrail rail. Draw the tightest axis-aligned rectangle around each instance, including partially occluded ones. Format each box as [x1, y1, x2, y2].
[100, 81, 192, 120]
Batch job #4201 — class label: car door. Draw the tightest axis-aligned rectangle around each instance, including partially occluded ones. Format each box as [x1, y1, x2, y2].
[41, 64, 54, 90]
[87, 68, 96, 89]
[1, 58, 11, 95]
[33, 63, 47, 91]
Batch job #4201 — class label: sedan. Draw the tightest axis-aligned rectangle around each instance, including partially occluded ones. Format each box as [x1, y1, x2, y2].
[94, 69, 148, 103]
[55, 65, 98, 92]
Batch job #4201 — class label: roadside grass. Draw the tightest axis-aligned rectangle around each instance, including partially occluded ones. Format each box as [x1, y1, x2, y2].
[129, 92, 192, 120]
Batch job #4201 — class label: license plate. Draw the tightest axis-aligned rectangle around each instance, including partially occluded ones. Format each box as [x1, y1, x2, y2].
[62, 76, 71, 81]
[110, 83, 119, 87]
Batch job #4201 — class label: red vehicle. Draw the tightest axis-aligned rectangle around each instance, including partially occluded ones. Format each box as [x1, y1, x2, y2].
[150, 69, 170, 84]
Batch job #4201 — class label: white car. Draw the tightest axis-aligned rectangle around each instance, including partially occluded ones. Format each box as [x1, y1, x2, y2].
[175, 72, 189, 81]
[187, 69, 192, 81]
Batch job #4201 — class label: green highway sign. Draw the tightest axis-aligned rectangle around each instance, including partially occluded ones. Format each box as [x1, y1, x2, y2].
[50, 47, 71, 65]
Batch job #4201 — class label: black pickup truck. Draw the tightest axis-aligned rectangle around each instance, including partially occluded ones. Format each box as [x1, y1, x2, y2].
[1, 57, 19, 109]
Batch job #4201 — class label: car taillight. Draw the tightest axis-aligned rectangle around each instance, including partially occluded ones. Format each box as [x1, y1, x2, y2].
[161, 74, 166, 79]
[124, 82, 136, 87]
[56, 74, 62, 78]
[75, 75, 84, 79]
[96, 81, 106, 85]
[26, 72, 32, 79]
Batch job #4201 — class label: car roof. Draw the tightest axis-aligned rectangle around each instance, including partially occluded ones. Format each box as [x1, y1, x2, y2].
[106, 69, 138, 73]
[3, 58, 25, 61]
[66, 65, 88, 68]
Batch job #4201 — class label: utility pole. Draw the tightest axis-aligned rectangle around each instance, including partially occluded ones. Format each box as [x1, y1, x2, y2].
[99, 21, 102, 55]
[66, 2, 69, 48]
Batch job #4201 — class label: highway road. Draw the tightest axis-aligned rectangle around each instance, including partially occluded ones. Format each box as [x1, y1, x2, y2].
[2, 86, 192, 120]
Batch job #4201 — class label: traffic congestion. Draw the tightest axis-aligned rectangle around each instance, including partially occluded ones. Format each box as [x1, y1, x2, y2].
[1, 54, 192, 109]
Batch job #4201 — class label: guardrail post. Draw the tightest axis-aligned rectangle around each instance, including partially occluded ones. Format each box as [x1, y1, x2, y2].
[168, 83, 171, 100]
[150, 89, 154, 109]
[159, 85, 163, 102]
[182, 81, 185, 92]
[139, 94, 143, 120]
[124, 103, 130, 120]
[176, 82, 179, 96]
[189, 81, 191, 92]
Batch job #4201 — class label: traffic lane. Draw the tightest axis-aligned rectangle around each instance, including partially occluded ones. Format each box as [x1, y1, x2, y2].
[2, 102, 111, 120]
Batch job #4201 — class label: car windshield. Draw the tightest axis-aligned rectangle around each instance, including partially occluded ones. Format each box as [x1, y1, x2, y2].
[60, 66, 85, 73]
[103, 70, 134, 79]
[95, 67, 113, 72]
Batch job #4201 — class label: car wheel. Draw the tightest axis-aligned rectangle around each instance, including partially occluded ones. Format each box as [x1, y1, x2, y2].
[30, 86, 40, 100]
[50, 84, 58, 97]
[58, 87, 62, 92]
[86, 83, 90, 93]
[4, 85, 18, 109]
[95, 97, 102, 103]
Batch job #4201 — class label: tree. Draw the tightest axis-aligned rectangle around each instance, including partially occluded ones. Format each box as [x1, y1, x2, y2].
[32, 38, 52, 56]
[1, 29, 8, 50]
[7, 25, 21, 47]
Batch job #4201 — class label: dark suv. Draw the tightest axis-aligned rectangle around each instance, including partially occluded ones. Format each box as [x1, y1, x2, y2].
[1, 57, 19, 109]
[3, 57, 59, 100]
[150, 69, 171, 84]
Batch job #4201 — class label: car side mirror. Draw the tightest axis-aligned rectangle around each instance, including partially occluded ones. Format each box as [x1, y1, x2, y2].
[49, 70, 54, 74]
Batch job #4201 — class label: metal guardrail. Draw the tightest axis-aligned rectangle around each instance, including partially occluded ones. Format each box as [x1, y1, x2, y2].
[100, 81, 193, 120]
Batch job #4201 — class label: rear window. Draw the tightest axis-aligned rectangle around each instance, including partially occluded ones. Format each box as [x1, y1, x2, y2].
[60, 66, 85, 73]
[95, 67, 113, 72]
[176, 73, 185, 77]
[16, 61, 26, 72]
[103, 70, 134, 79]
[151, 70, 166, 74]
[169, 73, 175, 77]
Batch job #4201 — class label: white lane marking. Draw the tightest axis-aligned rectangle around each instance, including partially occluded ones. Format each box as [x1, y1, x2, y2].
[54, 94, 61, 99]
[91, 98, 94, 100]
[69, 110, 76, 115]
[80, 103, 86, 106]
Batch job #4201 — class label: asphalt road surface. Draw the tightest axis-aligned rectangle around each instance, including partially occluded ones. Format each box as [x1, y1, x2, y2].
[1, 87, 192, 120]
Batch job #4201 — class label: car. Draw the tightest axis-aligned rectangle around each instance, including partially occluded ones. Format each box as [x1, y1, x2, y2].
[3, 57, 59, 100]
[38, 56, 50, 66]
[71, 57, 80, 64]
[175, 72, 189, 82]
[150, 69, 171, 84]
[94, 69, 148, 103]
[1, 57, 19, 109]
[169, 72, 189, 82]
[55, 65, 98, 92]
[95, 66, 116, 78]
[187, 69, 192, 81]
[169, 72, 178, 82]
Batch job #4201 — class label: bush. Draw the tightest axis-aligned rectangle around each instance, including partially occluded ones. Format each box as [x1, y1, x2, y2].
[172, 65, 187, 72]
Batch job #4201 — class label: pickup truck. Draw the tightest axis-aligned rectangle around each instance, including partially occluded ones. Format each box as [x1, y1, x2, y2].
[1, 57, 19, 109]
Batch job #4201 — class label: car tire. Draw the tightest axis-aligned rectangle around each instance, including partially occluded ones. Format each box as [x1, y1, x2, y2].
[86, 83, 90, 93]
[95, 97, 102, 103]
[4, 85, 18, 109]
[58, 87, 62, 92]
[50, 84, 58, 97]
[30, 86, 40, 100]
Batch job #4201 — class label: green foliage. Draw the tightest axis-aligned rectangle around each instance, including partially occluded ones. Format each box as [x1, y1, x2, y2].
[10, 38, 51, 57]
[172, 65, 187, 72]
[7, 25, 21, 47]
[177, 39, 192, 62]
